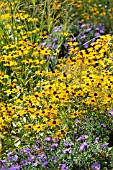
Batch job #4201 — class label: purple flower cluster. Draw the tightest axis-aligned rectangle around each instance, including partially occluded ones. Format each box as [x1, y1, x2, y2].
[69, 22, 105, 49]
[1, 115, 112, 169]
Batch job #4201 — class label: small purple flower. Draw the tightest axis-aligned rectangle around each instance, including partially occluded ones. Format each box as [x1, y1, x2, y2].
[77, 135, 88, 141]
[94, 137, 99, 144]
[100, 143, 109, 149]
[7, 151, 14, 160]
[51, 56, 56, 60]
[21, 148, 31, 156]
[108, 109, 113, 116]
[81, 24, 86, 28]
[38, 152, 47, 161]
[62, 148, 71, 154]
[100, 123, 105, 127]
[53, 138, 59, 143]
[40, 42, 46, 46]
[49, 34, 52, 37]
[78, 32, 82, 37]
[78, 21, 82, 25]
[36, 140, 42, 148]
[51, 143, 58, 148]
[52, 156, 58, 165]
[0, 166, 7, 170]
[0, 160, 6, 165]
[81, 34, 86, 40]
[28, 155, 36, 163]
[85, 27, 92, 33]
[21, 160, 28, 166]
[92, 163, 101, 170]
[94, 32, 100, 37]
[72, 37, 77, 42]
[53, 45, 58, 50]
[53, 26, 59, 32]
[32, 161, 38, 166]
[100, 30, 104, 34]
[42, 161, 48, 167]
[95, 27, 100, 31]
[47, 44, 53, 49]
[52, 38, 58, 43]
[79, 142, 89, 151]
[73, 132, 77, 138]
[91, 38, 96, 43]
[44, 137, 52, 142]
[9, 164, 21, 170]
[64, 141, 74, 148]
[61, 163, 68, 170]
[84, 43, 89, 48]
[88, 118, 92, 121]
[12, 155, 19, 162]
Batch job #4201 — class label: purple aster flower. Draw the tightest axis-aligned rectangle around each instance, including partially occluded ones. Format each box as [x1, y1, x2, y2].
[53, 45, 58, 50]
[108, 109, 113, 116]
[81, 34, 86, 40]
[64, 141, 74, 148]
[42, 161, 48, 167]
[62, 148, 71, 154]
[95, 27, 100, 31]
[51, 56, 56, 60]
[100, 143, 109, 149]
[47, 44, 53, 49]
[92, 163, 101, 170]
[0, 166, 7, 170]
[53, 138, 59, 143]
[0, 160, 6, 165]
[52, 156, 57, 165]
[61, 163, 68, 170]
[38, 152, 47, 161]
[91, 38, 96, 43]
[12, 155, 19, 162]
[44, 137, 52, 142]
[46, 55, 50, 61]
[72, 37, 77, 42]
[49, 34, 52, 37]
[9, 164, 21, 170]
[28, 155, 36, 163]
[52, 38, 58, 43]
[21, 160, 28, 166]
[53, 26, 59, 32]
[51, 143, 58, 148]
[94, 137, 99, 144]
[40, 42, 46, 46]
[36, 140, 42, 148]
[64, 55, 67, 58]
[100, 123, 105, 127]
[7, 151, 14, 160]
[32, 160, 38, 166]
[98, 23, 104, 27]
[79, 142, 89, 151]
[21, 148, 31, 156]
[47, 143, 58, 151]
[88, 117, 92, 121]
[77, 135, 88, 141]
[81, 24, 86, 28]
[100, 30, 104, 34]
[84, 43, 89, 49]
[94, 32, 100, 37]
[85, 27, 92, 33]
[78, 32, 82, 37]
[78, 21, 82, 25]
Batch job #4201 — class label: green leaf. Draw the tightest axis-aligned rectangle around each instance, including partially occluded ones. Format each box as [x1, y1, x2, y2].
[0, 27, 3, 34]
[31, 0, 36, 6]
